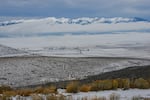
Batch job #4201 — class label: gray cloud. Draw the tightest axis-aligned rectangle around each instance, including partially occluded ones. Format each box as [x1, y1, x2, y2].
[0, 0, 149, 19]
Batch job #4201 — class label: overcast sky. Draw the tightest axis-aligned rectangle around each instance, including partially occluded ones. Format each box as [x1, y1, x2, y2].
[0, 0, 150, 19]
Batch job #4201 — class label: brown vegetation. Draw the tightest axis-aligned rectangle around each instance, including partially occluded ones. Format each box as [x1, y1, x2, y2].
[66, 81, 79, 93]
[134, 78, 149, 89]
[0, 78, 149, 100]
[79, 84, 91, 92]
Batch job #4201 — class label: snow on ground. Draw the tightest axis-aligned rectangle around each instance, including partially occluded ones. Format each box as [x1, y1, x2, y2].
[8, 89, 150, 100]
[58, 89, 150, 100]
[5, 89, 150, 100]
[0, 32, 150, 58]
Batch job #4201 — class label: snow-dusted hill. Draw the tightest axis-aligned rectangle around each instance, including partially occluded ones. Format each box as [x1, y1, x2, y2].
[0, 56, 150, 87]
[0, 44, 28, 57]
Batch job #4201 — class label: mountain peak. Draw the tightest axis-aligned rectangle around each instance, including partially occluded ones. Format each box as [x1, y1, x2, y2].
[0, 17, 149, 26]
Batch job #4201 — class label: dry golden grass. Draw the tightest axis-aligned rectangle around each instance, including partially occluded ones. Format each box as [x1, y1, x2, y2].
[134, 78, 150, 89]
[90, 80, 113, 91]
[34, 86, 57, 94]
[16, 89, 34, 96]
[48, 86, 57, 94]
[112, 80, 118, 89]
[90, 81, 100, 91]
[101, 80, 113, 90]
[2, 91, 17, 97]
[0, 78, 149, 99]
[34, 86, 45, 94]
[79, 84, 91, 92]
[0, 85, 13, 94]
[66, 81, 79, 93]
[122, 79, 130, 89]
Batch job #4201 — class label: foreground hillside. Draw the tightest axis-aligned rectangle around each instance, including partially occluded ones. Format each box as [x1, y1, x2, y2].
[0, 56, 150, 88]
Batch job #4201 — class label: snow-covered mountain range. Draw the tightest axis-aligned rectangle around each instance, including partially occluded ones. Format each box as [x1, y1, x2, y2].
[0, 17, 150, 37]
[0, 17, 148, 26]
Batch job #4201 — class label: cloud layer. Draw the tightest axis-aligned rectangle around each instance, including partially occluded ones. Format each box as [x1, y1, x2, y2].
[0, 0, 150, 19]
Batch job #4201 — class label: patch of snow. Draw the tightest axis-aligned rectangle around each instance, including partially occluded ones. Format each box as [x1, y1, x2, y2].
[58, 89, 150, 100]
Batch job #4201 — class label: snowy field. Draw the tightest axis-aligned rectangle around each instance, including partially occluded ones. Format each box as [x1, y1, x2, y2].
[0, 32, 150, 58]
[8, 89, 150, 100]
[58, 89, 150, 100]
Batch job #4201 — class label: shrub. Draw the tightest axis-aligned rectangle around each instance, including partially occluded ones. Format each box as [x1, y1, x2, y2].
[112, 80, 118, 89]
[117, 79, 123, 88]
[90, 80, 113, 91]
[100, 80, 113, 90]
[34, 86, 44, 94]
[79, 84, 91, 92]
[48, 86, 57, 93]
[33, 86, 57, 94]
[16, 89, 34, 96]
[122, 79, 130, 89]
[41, 88, 52, 94]
[2, 91, 17, 97]
[90, 81, 100, 91]
[66, 81, 79, 93]
[134, 78, 149, 89]
[130, 79, 135, 88]
[148, 79, 150, 85]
